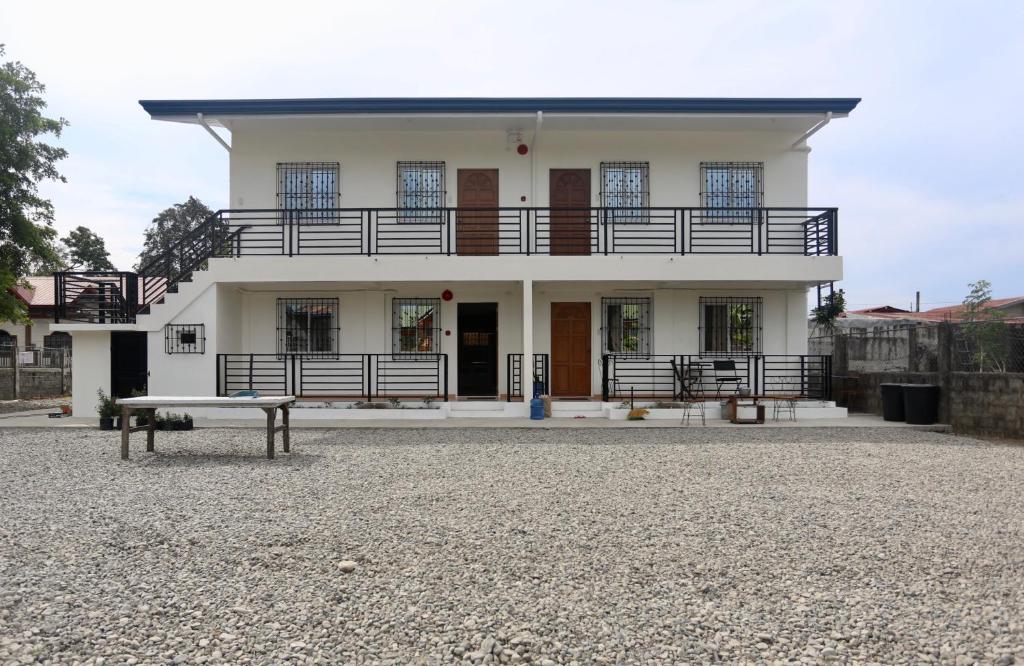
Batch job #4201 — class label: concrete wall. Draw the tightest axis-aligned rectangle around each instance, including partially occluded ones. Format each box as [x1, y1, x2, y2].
[0, 368, 68, 400]
[847, 370, 1024, 439]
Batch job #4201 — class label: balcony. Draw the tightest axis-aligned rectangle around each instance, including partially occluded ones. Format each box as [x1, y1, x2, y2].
[54, 206, 837, 324]
[204, 206, 836, 257]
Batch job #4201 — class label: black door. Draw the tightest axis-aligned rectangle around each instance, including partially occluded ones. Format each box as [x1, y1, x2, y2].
[111, 332, 148, 398]
[457, 303, 498, 396]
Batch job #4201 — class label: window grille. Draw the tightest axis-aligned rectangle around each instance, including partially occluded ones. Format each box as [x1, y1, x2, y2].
[600, 162, 649, 223]
[277, 162, 340, 222]
[392, 298, 442, 353]
[699, 296, 762, 355]
[276, 298, 339, 357]
[699, 162, 763, 218]
[43, 331, 72, 351]
[601, 297, 651, 355]
[164, 324, 206, 354]
[397, 161, 445, 223]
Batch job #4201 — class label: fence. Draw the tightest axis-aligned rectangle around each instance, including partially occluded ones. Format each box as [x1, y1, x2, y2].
[216, 353, 448, 400]
[601, 354, 831, 401]
[825, 322, 1024, 437]
[0, 346, 72, 399]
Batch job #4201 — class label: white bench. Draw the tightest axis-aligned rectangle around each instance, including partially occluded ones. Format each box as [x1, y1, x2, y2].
[115, 396, 295, 460]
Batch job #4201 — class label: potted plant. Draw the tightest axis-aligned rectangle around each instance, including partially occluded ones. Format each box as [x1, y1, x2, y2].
[96, 389, 117, 430]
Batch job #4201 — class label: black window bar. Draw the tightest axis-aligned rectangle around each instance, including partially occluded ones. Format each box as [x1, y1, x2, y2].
[276, 298, 339, 358]
[397, 161, 446, 223]
[699, 162, 763, 219]
[601, 296, 652, 356]
[392, 298, 442, 354]
[165, 324, 206, 354]
[600, 161, 649, 224]
[277, 162, 340, 223]
[699, 296, 763, 355]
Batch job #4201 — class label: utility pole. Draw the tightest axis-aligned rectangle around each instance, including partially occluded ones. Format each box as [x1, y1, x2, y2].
[915, 291, 921, 313]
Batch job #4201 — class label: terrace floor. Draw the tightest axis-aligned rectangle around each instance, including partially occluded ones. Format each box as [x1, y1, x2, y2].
[0, 427, 1021, 664]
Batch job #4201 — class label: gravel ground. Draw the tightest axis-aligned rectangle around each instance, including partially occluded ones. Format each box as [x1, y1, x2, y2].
[1, 427, 1022, 665]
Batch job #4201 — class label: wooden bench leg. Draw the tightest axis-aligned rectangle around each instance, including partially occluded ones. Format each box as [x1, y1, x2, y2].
[146, 408, 156, 452]
[281, 405, 290, 453]
[265, 407, 275, 459]
[121, 407, 132, 460]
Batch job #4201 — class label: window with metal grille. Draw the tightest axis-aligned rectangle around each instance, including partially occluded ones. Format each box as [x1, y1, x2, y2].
[164, 324, 206, 354]
[392, 298, 441, 353]
[397, 162, 445, 223]
[601, 162, 649, 223]
[277, 162, 339, 222]
[602, 297, 651, 355]
[700, 162, 763, 218]
[43, 331, 72, 351]
[699, 297, 762, 355]
[277, 298, 338, 356]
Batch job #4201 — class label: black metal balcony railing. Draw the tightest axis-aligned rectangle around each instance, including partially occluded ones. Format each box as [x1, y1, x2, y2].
[205, 206, 836, 257]
[216, 353, 448, 400]
[602, 354, 832, 401]
[55, 206, 837, 324]
[506, 353, 550, 400]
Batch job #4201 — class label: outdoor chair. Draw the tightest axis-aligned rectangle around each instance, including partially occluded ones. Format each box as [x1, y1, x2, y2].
[670, 358, 700, 401]
[712, 360, 743, 397]
[680, 398, 705, 426]
[773, 397, 798, 422]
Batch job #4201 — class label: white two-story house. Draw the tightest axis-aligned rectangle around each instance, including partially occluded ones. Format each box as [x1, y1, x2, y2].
[53, 97, 857, 419]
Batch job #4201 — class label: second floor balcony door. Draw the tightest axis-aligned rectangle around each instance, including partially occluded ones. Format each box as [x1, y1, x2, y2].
[550, 169, 591, 255]
[457, 169, 499, 255]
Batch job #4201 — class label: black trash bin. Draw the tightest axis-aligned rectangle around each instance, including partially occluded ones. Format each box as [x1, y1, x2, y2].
[880, 383, 905, 421]
[903, 384, 939, 425]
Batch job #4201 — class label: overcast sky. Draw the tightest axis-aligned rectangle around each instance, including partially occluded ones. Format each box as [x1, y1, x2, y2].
[3, 0, 1021, 309]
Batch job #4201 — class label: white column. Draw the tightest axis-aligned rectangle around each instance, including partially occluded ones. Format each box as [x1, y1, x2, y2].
[522, 279, 534, 391]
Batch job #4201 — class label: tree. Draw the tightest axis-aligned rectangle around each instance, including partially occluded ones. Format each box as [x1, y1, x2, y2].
[135, 196, 214, 273]
[62, 225, 115, 270]
[0, 45, 68, 322]
[959, 280, 1007, 372]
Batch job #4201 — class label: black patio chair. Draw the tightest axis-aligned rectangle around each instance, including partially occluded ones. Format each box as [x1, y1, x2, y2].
[712, 360, 743, 398]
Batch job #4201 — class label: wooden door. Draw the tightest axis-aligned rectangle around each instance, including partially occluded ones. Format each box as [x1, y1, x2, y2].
[457, 169, 499, 255]
[551, 302, 591, 396]
[549, 169, 591, 255]
[457, 303, 499, 396]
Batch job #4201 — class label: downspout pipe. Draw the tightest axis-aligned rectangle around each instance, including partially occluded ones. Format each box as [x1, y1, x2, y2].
[791, 111, 832, 149]
[197, 113, 231, 153]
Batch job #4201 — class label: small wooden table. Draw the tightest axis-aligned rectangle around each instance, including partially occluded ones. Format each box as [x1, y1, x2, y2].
[725, 395, 805, 424]
[114, 396, 295, 460]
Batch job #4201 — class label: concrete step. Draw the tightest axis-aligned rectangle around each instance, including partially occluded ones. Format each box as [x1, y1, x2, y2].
[549, 400, 604, 418]
[450, 401, 507, 411]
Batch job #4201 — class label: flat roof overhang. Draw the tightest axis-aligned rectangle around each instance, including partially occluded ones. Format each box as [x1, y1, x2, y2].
[139, 97, 859, 133]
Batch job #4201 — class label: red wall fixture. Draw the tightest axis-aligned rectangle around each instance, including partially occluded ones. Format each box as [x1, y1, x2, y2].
[517, 143, 529, 155]
[441, 289, 454, 301]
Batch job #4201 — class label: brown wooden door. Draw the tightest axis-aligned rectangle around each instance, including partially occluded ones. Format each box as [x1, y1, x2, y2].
[549, 169, 591, 255]
[551, 302, 591, 396]
[457, 169, 499, 255]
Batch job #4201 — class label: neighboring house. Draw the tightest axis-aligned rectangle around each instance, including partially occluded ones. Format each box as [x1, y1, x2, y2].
[827, 297, 1024, 330]
[1, 276, 72, 352]
[51, 96, 858, 418]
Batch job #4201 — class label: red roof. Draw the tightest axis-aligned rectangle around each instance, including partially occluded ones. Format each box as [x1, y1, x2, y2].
[842, 297, 1024, 324]
[12, 277, 56, 307]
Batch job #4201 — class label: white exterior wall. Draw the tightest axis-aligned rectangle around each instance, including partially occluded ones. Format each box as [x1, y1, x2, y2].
[70, 330, 110, 416]
[229, 125, 807, 210]
[0, 318, 54, 347]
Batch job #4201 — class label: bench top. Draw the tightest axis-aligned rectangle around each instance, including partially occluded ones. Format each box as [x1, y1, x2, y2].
[116, 396, 295, 408]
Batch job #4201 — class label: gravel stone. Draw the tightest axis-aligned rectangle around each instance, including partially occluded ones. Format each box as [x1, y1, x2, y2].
[0, 426, 1022, 664]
